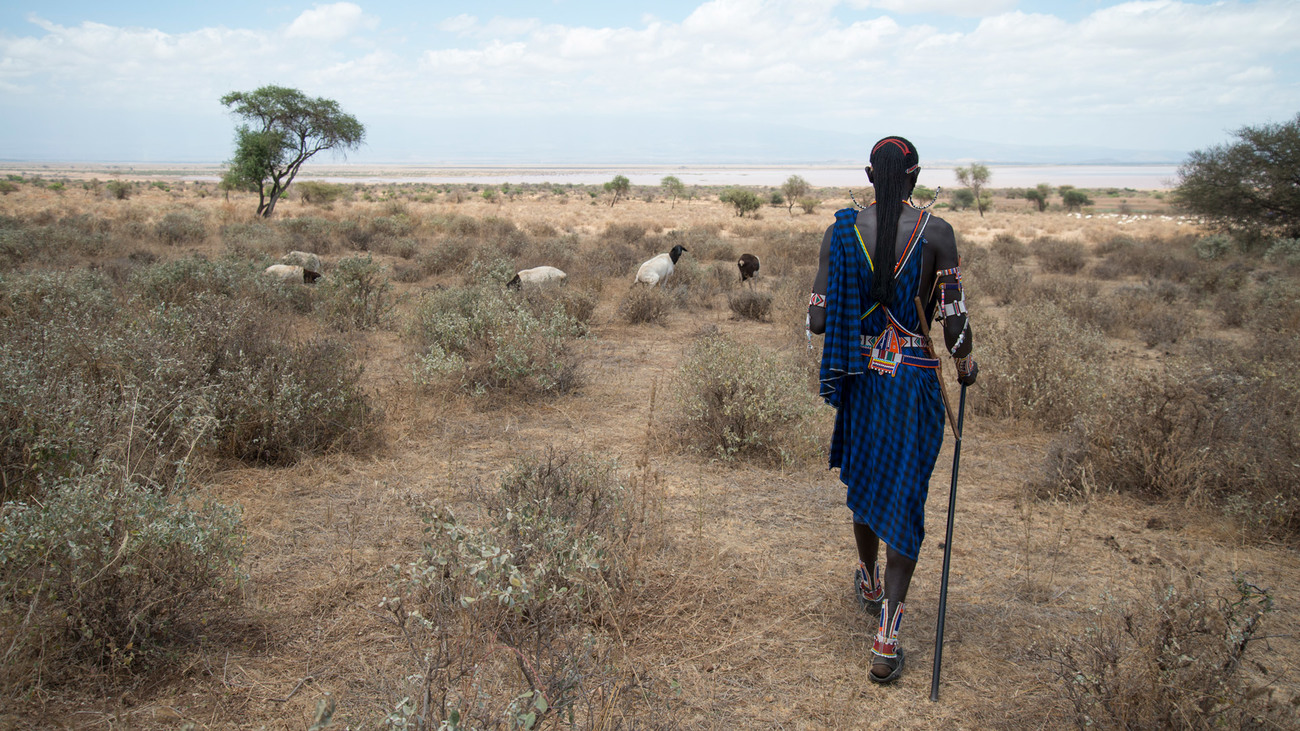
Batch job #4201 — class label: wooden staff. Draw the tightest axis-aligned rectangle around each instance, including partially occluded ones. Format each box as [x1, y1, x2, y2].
[913, 296, 960, 440]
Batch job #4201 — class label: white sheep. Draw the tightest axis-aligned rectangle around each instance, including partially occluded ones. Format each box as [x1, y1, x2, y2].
[633, 244, 688, 287]
[264, 264, 322, 284]
[281, 251, 322, 272]
[507, 266, 567, 289]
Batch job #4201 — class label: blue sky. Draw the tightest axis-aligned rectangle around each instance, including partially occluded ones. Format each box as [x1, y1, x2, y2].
[1, 0, 1297, 164]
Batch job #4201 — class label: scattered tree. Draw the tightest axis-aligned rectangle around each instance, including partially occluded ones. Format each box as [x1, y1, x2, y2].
[105, 180, 132, 200]
[661, 175, 686, 209]
[221, 85, 365, 218]
[1174, 113, 1300, 245]
[769, 191, 784, 206]
[911, 185, 937, 206]
[950, 188, 975, 211]
[782, 175, 810, 216]
[721, 188, 762, 217]
[954, 163, 992, 217]
[604, 175, 631, 207]
[798, 197, 819, 214]
[1062, 188, 1093, 212]
[1024, 183, 1053, 212]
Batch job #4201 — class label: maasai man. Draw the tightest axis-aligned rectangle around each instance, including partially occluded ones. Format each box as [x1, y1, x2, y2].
[808, 136, 977, 684]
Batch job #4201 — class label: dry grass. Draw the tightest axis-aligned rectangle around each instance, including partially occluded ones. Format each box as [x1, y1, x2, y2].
[0, 178, 1297, 729]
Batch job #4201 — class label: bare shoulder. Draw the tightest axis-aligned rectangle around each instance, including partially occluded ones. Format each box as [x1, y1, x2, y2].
[923, 213, 958, 254]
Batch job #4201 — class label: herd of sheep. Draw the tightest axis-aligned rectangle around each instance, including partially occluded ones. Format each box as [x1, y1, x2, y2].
[264, 243, 762, 291]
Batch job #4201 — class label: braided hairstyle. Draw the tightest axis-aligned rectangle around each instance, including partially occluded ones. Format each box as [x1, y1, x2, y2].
[868, 136, 920, 306]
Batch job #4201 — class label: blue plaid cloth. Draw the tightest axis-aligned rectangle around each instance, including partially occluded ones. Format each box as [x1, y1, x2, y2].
[819, 208, 944, 562]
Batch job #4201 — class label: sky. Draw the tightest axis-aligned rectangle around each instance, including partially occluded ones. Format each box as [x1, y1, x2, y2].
[1, 0, 1297, 165]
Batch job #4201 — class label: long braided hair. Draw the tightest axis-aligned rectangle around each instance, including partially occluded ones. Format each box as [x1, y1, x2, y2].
[868, 136, 920, 306]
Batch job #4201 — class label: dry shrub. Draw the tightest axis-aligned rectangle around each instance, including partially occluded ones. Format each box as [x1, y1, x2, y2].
[1033, 237, 1088, 274]
[317, 254, 395, 330]
[973, 302, 1109, 429]
[0, 213, 125, 271]
[670, 332, 820, 464]
[619, 286, 670, 325]
[602, 220, 653, 249]
[1041, 336, 1300, 535]
[583, 241, 641, 280]
[1137, 310, 1194, 347]
[991, 232, 1028, 262]
[153, 209, 207, 245]
[277, 215, 338, 254]
[417, 237, 475, 277]
[379, 449, 663, 728]
[728, 289, 772, 321]
[1100, 239, 1201, 283]
[221, 220, 289, 260]
[665, 258, 720, 309]
[1048, 575, 1285, 730]
[966, 250, 1031, 306]
[407, 283, 584, 399]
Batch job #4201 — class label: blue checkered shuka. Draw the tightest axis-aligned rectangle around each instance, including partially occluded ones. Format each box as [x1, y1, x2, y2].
[819, 208, 944, 562]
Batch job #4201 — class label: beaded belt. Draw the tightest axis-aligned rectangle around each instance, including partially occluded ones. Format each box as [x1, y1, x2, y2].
[859, 350, 940, 369]
[862, 333, 926, 349]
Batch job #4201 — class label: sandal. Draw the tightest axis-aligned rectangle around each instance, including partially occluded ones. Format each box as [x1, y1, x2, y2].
[869, 599, 906, 685]
[854, 561, 883, 614]
[869, 647, 905, 684]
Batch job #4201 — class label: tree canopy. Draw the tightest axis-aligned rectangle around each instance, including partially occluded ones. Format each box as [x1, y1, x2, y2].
[954, 164, 992, 217]
[781, 175, 810, 217]
[660, 175, 685, 209]
[604, 175, 631, 207]
[221, 85, 364, 218]
[720, 188, 762, 217]
[1174, 113, 1300, 245]
[1024, 183, 1053, 212]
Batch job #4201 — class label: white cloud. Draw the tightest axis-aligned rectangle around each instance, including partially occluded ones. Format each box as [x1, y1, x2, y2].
[1, 1, 1298, 157]
[286, 3, 376, 42]
[847, 0, 1018, 16]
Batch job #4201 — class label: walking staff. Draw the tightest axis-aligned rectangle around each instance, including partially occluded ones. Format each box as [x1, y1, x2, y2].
[808, 136, 978, 686]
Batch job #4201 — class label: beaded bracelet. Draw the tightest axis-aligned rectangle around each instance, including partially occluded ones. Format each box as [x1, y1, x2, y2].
[954, 352, 975, 377]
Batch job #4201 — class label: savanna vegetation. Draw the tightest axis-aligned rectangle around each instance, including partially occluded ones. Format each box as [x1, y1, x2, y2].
[0, 166, 1295, 728]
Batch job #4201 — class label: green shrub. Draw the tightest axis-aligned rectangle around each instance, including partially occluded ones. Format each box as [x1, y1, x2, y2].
[618, 286, 670, 324]
[1264, 237, 1300, 267]
[277, 215, 337, 254]
[0, 182, 17, 195]
[407, 283, 583, 398]
[154, 210, 207, 245]
[0, 465, 243, 688]
[728, 289, 772, 321]
[318, 254, 393, 330]
[294, 180, 346, 206]
[798, 197, 819, 214]
[380, 449, 650, 728]
[720, 188, 762, 217]
[221, 221, 289, 259]
[105, 180, 132, 200]
[1193, 233, 1233, 260]
[671, 332, 819, 464]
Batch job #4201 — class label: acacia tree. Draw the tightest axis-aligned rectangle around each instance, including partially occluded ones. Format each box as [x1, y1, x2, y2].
[221, 85, 364, 218]
[1024, 183, 1053, 212]
[720, 188, 761, 217]
[781, 175, 810, 216]
[1175, 113, 1300, 245]
[661, 175, 686, 209]
[955, 163, 992, 217]
[605, 175, 631, 207]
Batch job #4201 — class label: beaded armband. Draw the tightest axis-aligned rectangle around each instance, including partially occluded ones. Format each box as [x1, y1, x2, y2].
[936, 265, 962, 283]
[938, 282, 967, 320]
[954, 352, 975, 378]
[809, 292, 827, 308]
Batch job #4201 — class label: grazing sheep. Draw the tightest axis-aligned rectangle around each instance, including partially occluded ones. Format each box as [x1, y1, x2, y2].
[738, 253, 760, 284]
[507, 265, 568, 290]
[264, 264, 322, 284]
[634, 244, 688, 287]
[281, 251, 322, 272]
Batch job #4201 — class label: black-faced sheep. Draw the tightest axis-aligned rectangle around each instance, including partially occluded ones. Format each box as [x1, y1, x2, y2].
[507, 266, 568, 289]
[264, 264, 322, 284]
[738, 253, 760, 284]
[634, 244, 688, 287]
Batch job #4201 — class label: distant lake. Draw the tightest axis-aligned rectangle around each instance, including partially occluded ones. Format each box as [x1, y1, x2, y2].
[299, 164, 1181, 190]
